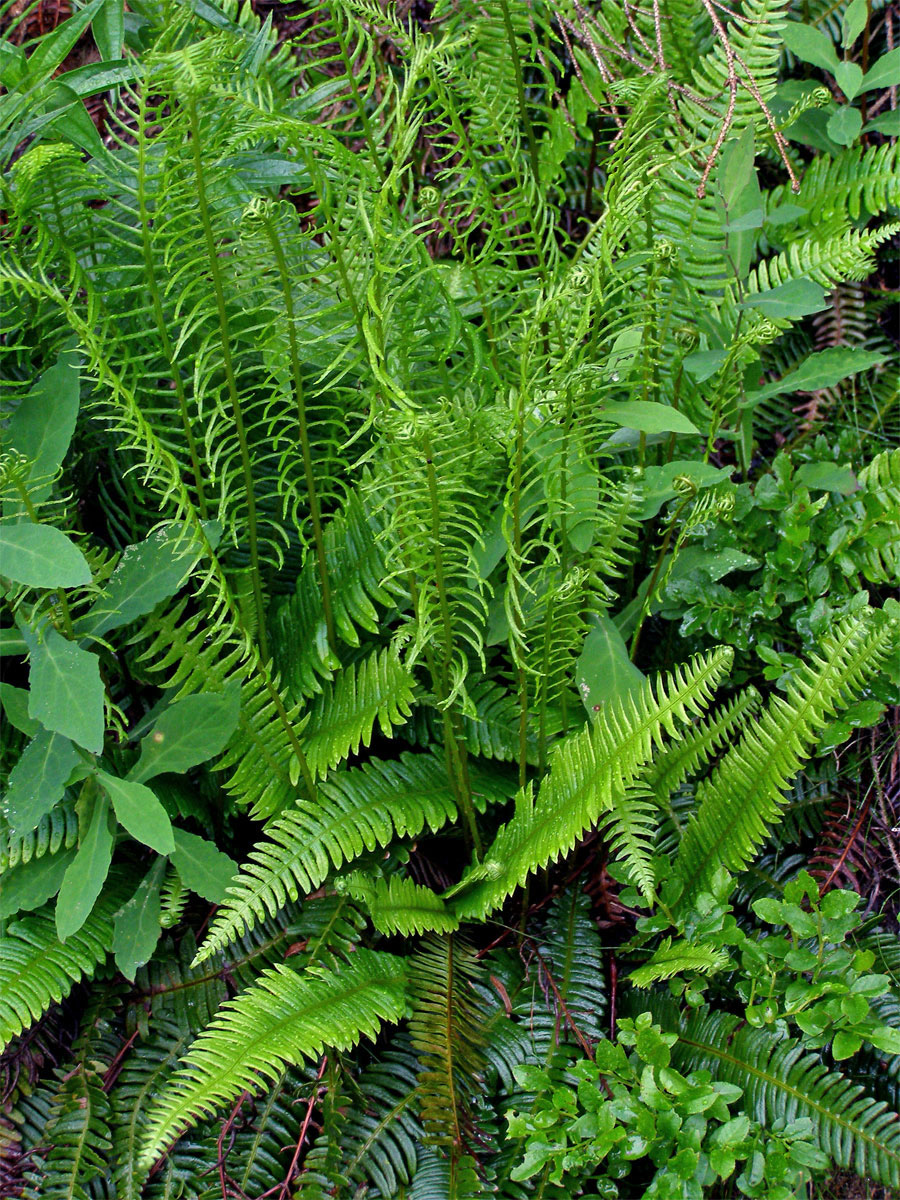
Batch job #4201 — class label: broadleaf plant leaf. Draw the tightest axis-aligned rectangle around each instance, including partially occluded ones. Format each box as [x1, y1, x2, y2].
[601, 402, 701, 436]
[97, 771, 175, 855]
[576, 614, 646, 715]
[169, 828, 238, 903]
[742, 279, 828, 318]
[6, 728, 80, 835]
[112, 859, 165, 981]
[744, 347, 886, 407]
[28, 627, 105, 753]
[79, 520, 221, 639]
[130, 681, 240, 783]
[0, 848, 75, 921]
[0, 522, 91, 589]
[2, 347, 80, 515]
[56, 791, 113, 941]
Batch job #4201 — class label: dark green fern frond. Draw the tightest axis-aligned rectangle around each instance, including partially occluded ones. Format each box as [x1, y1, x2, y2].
[675, 608, 898, 896]
[526, 884, 608, 1052]
[139, 948, 407, 1169]
[666, 1005, 900, 1187]
[22, 1068, 113, 1200]
[110, 1017, 192, 1200]
[408, 935, 486, 1153]
[269, 488, 404, 700]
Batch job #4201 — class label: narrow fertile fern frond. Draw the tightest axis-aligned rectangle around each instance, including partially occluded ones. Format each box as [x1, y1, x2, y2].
[139, 949, 407, 1169]
[450, 648, 732, 921]
[676, 608, 898, 896]
[340, 873, 460, 937]
[195, 753, 467, 964]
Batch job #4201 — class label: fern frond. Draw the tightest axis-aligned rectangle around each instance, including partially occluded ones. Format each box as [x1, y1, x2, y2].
[747, 223, 900, 293]
[669, 1006, 900, 1186]
[0, 887, 125, 1052]
[110, 1017, 192, 1200]
[301, 647, 416, 779]
[675, 609, 898, 896]
[450, 648, 732, 921]
[599, 786, 660, 903]
[856, 447, 900, 584]
[30, 1068, 113, 1200]
[340, 872, 460, 937]
[641, 685, 762, 807]
[408, 935, 486, 1152]
[139, 949, 407, 1169]
[195, 753, 475, 964]
[525, 883, 608, 1052]
[269, 488, 404, 700]
[770, 141, 900, 224]
[629, 937, 731, 987]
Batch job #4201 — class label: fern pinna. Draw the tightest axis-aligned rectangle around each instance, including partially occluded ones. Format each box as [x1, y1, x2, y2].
[1, 0, 899, 1196]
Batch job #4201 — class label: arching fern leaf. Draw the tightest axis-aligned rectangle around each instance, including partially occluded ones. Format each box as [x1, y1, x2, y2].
[139, 949, 407, 1169]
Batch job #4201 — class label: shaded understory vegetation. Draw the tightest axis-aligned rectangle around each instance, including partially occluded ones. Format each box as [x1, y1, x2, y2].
[1, 0, 899, 1196]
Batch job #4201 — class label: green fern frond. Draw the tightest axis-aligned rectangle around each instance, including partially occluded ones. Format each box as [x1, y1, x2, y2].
[641, 685, 762, 808]
[747, 223, 900, 293]
[675, 608, 898, 896]
[110, 1017, 192, 1200]
[450, 647, 732, 921]
[771, 142, 900, 224]
[25, 1068, 113, 1200]
[599, 786, 660, 903]
[668, 1005, 900, 1186]
[409, 935, 486, 1151]
[340, 872, 460, 937]
[525, 883, 608, 1052]
[269, 489, 404, 700]
[138, 948, 407, 1169]
[856, 447, 900, 584]
[0, 887, 125, 1052]
[629, 938, 731, 987]
[195, 753, 470, 964]
[301, 646, 416, 779]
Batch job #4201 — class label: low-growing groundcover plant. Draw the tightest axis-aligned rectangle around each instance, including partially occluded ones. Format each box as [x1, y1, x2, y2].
[1, 0, 899, 1196]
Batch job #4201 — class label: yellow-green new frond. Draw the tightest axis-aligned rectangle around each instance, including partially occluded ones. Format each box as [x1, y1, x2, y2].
[195, 753, 472, 965]
[139, 949, 407, 1169]
[629, 938, 732, 987]
[450, 647, 732, 921]
[675, 608, 898, 896]
[340, 873, 460, 938]
[0, 884, 127, 1052]
[301, 647, 415, 779]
